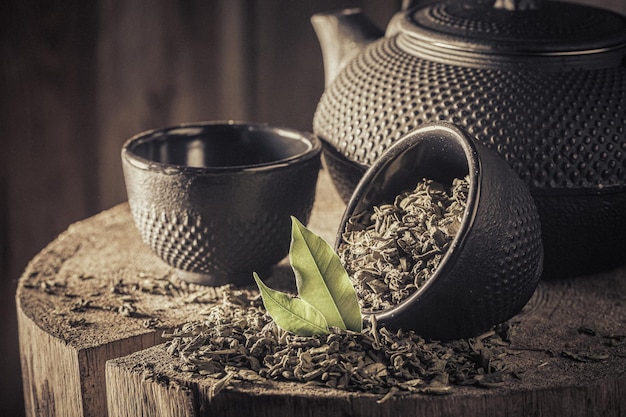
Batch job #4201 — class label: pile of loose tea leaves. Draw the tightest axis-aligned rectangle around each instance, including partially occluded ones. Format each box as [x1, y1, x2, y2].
[337, 176, 469, 311]
[163, 286, 513, 402]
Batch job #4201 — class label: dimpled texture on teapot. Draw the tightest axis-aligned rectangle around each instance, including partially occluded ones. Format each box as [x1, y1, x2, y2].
[313, 36, 626, 190]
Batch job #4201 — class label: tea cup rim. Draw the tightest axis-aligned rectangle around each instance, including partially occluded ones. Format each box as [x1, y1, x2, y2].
[121, 120, 322, 174]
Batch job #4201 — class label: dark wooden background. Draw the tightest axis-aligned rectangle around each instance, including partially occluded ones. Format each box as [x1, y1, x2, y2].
[1, 0, 623, 415]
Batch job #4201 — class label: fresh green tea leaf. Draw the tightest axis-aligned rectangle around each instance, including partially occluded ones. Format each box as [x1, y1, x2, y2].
[253, 272, 330, 336]
[290, 217, 362, 332]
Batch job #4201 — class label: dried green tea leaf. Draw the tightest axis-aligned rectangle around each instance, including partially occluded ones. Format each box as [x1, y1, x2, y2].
[253, 272, 330, 336]
[338, 177, 469, 311]
[290, 217, 362, 332]
[165, 287, 516, 401]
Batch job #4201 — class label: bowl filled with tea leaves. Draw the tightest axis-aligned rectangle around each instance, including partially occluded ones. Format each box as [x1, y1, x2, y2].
[336, 122, 544, 341]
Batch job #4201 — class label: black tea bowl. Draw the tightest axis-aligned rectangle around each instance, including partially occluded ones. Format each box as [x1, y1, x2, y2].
[122, 121, 322, 286]
[336, 123, 543, 341]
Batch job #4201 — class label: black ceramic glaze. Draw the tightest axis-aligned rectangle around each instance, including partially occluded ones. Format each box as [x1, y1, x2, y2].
[312, 0, 626, 278]
[122, 121, 322, 286]
[336, 123, 543, 341]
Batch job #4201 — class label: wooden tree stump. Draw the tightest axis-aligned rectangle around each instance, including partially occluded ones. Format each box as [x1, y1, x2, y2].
[16, 169, 344, 417]
[16, 169, 626, 417]
[105, 267, 626, 417]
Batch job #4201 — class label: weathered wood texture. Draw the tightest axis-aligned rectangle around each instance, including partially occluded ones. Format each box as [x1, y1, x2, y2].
[106, 269, 626, 417]
[16, 170, 626, 417]
[1, 2, 99, 414]
[16, 169, 345, 417]
[107, 324, 626, 417]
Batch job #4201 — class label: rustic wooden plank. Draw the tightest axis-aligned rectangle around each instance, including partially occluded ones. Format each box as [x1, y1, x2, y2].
[18, 310, 83, 416]
[107, 359, 196, 417]
[1, 0, 100, 278]
[251, 0, 402, 131]
[96, 0, 226, 209]
[18, 307, 163, 416]
[1, 1, 99, 415]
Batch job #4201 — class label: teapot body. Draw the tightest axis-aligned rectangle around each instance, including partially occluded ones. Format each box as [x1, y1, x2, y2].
[312, 2, 626, 278]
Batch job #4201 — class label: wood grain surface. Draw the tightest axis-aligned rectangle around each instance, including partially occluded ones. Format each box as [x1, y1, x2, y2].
[16, 170, 626, 417]
[105, 269, 626, 417]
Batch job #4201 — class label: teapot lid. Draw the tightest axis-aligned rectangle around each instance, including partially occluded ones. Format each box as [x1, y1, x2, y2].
[397, 0, 626, 69]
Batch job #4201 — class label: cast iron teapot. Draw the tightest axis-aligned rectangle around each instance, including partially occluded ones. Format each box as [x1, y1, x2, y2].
[311, 0, 626, 278]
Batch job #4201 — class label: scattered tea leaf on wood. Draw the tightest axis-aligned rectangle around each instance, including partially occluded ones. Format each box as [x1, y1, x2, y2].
[163, 287, 514, 403]
[338, 176, 469, 311]
[604, 334, 626, 347]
